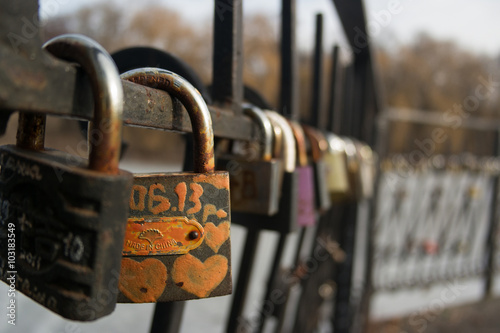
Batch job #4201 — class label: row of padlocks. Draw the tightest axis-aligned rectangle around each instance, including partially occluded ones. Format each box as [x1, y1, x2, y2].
[0, 32, 376, 324]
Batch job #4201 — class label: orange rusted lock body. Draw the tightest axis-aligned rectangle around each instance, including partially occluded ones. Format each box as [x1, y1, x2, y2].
[116, 68, 232, 303]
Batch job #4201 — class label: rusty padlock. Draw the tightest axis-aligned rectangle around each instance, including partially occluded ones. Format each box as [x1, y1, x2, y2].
[288, 121, 316, 227]
[303, 125, 331, 213]
[0, 34, 133, 321]
[216, 104, 282, 215]
[117, 67, 232, 303]
[232, 110, 299, 233]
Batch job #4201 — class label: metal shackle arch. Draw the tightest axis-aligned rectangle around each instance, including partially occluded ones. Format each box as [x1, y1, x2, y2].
[242, 104, 273, 161]
[265, 111, 296, 173]
[44, 34, 124, 175]
[121, 67, 214, 173]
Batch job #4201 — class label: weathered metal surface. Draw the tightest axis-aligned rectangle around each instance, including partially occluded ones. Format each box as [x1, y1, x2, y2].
[0, 33, 133, 321]
[118, 172, 231, 303]
[16, 113, 46, 150]
[123, 216, 204, 256]
[232, 111, 299, 233]
[44, 34, 125, 174]
[211, 0, 243, 114]
[121, 68, 214, 173]
[117, 68, 232, 303]
[0, 0, 81, 134]
[0, 146, 132, 321]
[216, 106, 282, 216]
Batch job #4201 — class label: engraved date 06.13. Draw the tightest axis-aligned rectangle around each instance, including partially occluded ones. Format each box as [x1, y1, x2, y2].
[130, 181, 204, 215]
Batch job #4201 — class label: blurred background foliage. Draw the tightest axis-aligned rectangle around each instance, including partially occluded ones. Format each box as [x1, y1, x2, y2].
[8, 2, 494, 158]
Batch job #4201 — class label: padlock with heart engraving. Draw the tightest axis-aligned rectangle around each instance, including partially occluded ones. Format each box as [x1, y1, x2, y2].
[0, 35, 133, 321]
[216, 105, 282, 216]
[232, 111, 299, 233]
[288, 121, 316, 227]
[324, 133, 350, 202]
[117, 68, 232, 303]
[302, 125, 331, 213]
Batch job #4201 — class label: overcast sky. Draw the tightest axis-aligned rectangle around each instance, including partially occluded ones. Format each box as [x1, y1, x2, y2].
[41, 0, 500, 57]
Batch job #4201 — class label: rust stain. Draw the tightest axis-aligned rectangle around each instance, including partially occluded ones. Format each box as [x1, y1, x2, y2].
[122, 217, 204, 256]
[171, 254, 228, 298]
[119, 258, 167, 303]
[192, 172, 229, 190]
[7, 66, 48, 90]
[204, 222, 230, 253]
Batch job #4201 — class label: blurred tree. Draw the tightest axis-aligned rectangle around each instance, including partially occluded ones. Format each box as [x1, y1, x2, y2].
[44, 3, 212, 81]
[375, 33, 498, 117]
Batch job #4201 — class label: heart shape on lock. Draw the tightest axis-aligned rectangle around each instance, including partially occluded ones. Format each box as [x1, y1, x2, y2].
[119, 258, 168, 303]
[204, 222, 230, 253]
[172, 254, 228, 298]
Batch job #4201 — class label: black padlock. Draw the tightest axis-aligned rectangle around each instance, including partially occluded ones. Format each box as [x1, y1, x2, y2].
[0, 34, 133, 321]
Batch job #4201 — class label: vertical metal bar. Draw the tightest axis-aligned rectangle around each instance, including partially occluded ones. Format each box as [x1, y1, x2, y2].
[310, 13, 324, 127]
[484, 129, 500, 296]
[350, 58, 368, 139]
[226, 228, 260, 333]
[212, 0, 243, 114]
[257, 234, 287, 333]
[332, 202, 358, 333]
[280, 0, 298, 120]
[339, 64, 354, 137]
[276, 14, 325, 330]
[327, 45, 340, 133]
[16, 113, 46, 150]
[149, 302, 186, 333]
[357, 117, 390, 333]
[333, 55, 368, 333]
[253, 2, 298, 331]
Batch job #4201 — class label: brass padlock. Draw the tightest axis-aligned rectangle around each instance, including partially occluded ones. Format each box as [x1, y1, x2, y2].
[324, 133, 350, 202]
[117, 68, 232, 303]
[217, 104, 282, 215]
[0, 34, 133, 321]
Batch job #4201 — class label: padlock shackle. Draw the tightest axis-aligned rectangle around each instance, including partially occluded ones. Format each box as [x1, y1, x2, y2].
[44, 34, 124, 175]
[243, 104, 273, 161]
[326, 133, 346, 154]
[288, 120, 308, 167]
[121, 68, 214, 173]
[265, 111, 296, 173]
[302, 125, 328, 163]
